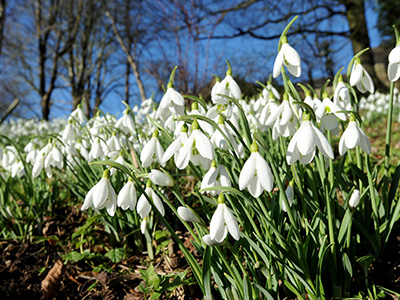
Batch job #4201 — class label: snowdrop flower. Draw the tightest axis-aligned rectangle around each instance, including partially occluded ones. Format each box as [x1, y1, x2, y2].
[201, 161, 231, 195]
[61, 120, 77, 144]
[189, 102, 214, 135]
[239, 141, 274, 198]
[148, 169, 174, 187]
[136, 181, 165, 218]
[115, 109, 136, 134]
[333, 75, 351, 111]
[141, 218, 147, 234]
[177, 206, 201, 223]
[273, 36, 301, 78]
[212, 61, 242, 105]
[81, 169, 117, 216]
[339, 115, 371, 155]
[265, 93, 299, 139]
[175, 119, 214, 170]
[140, 130, 165, 168]
[316, 92, 347, 135]
[286, 113, 334, 165]
[106, 132, 121, 152]
[202, 234, 224, 246]
[32, 142, 52, 178]
[282, 181, 294, 213]
[156, 67, 185, 120]
[162, 124, 189, 164]
[117, 177, 137, 211]
[209, 194, 240, 243]
[349, 58, 374, 93]
[89, 138, 106, 162]
[349, 189, 360, 209]
[70, 104, 86, 124]
[211, 117, 239, 155]
[388, 42, 400, 82]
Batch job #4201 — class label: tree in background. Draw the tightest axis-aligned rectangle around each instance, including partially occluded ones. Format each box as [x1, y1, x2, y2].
[376, 0, 400, 46]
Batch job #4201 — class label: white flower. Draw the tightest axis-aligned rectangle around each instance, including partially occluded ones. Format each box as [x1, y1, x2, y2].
[349, 189, 360, 209]
[333, 77, 351, 111]
[136, 184, 165, 218]
[202, 234, 224, 246]
[148, 169, 174, 186]
[156, 86, 185, 120]
[106, 132, 121, 153]
[32, 142, 52, 178]
[70, 104, 86, 124]
[81, 169, 117, 216]
[388, 44, 400, 82]
[316, 94, 347, 136]
[140, 130, 165, 168]
[286, 115, 334, 165]
[162, 124, 189, 165]
[117, 178, 137, 210]
[89, 138, 106, 162]
[273, 37, 301, 78]
[349, 58, 374, 93]
[209, 195, 240, 242]
[175, 119, 214, 170]
[339, 117, 371, 155]
[210, 118, 239, 154]
[212, 74, 242, 104]
[115, 109, 136, 134]
[177, 206, 201, 223]
[239, 142, 274, 198]
[282, 182, 294, 213]
[201, 162, 231, 195]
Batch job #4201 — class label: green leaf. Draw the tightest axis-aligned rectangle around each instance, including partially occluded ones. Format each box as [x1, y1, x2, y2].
[243, 275, 251, 299]
[343, 252, 353, 277]
[203, 246, 212, 300]
[338, 209, 352, 247]
[89, 160, 132, 176]
[105, 248, 125, 263]
[278, 15, 298, 51]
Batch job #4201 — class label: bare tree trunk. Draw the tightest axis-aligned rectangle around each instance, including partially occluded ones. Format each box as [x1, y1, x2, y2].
[105, 11, 146, 101]
[125, 52, 130, 103]
[342, 0, 386, 91]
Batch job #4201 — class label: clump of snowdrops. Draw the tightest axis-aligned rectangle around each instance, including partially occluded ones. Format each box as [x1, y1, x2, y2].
[1, 17, 400, 299]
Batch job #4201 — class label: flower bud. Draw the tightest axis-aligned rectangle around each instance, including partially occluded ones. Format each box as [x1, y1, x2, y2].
[177, 206, 201, 223]
[349, 189, 360, 209]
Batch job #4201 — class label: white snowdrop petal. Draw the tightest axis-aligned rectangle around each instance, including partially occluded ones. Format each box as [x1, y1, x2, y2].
[283, 43, 301, 66]
[194, 130, 214, 160]
[296, 122, 315, 156]
[224, 206, 240, 241]
[344, 124, 361, 150]
[210, 204, 226, 241]
[177, 206, 201, 223]
[388, 63, 400, 82]
[286, 134, 300, 165]
[273, 50, 284, 78]
[313, 125, 334, 159]
[255, 153, 274, 192]
[239, 153, 256, 190]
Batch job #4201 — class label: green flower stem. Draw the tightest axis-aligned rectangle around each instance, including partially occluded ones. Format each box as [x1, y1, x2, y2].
[144, 229, 154, 260]
[383, 81, 395, 208]
[355, 146, 364, 193]
[365, 153, 382, 257]
[317, 154, 337, 266]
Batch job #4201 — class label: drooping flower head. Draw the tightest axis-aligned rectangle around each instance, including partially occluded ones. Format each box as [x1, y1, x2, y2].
[212, 61, 242, 105]
[140, 129, 165, 168]
[209, 193, 240, 243]
[81, 169, 117, 216]
[349, 57, 374, 93]
[273, 36, 301, 78]
[388, 40, 400, 82]
[239, 141, 274, 198]
[339, 114, 371, 155]
[286, 112, 334, 165]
